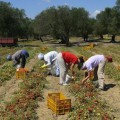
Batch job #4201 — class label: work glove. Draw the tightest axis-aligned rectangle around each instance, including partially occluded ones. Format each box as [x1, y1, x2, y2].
[40, 64, 48, 69]
[72, 76, 76, 80]
[16, 64, 21, 71]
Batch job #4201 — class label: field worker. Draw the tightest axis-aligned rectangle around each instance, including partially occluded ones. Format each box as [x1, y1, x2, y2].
[81, 55, 113, 90]
[56, 51, 84, 86]
[7, 50, 29, 68]
[38, 51, 60, 77]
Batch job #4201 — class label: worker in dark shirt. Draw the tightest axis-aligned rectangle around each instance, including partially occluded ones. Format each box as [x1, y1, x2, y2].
[7, 50, 29, 68]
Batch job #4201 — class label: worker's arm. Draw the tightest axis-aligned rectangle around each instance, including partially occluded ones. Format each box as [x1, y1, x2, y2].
[44, 57, 53, 67]
[70, 63, 75, 77]
[21, 55, 26, 68]
[51, 57, 56, 64]
[13, 58, 20, 67]
[81, 71, 91, 84]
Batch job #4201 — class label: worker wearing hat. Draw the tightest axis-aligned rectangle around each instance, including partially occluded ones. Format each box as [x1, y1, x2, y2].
[38, 51, 60, 77]
[81, 54, 113, 90]
[7, 50, 29, 68]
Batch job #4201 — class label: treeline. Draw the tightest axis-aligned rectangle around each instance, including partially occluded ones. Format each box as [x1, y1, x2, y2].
[0, 0, 120, 45]
[0, 1, 33, 39]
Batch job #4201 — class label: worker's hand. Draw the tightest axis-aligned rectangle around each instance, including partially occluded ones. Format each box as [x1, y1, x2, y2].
[81, 80, 84, 85]
[81, 79, 86, 85]
[40, 64, 48, 69]
[72, 76, 76, 80]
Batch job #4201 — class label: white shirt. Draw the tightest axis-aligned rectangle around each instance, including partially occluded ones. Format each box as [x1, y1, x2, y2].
[82, 55, 105, 71]
[44, 51, 58, 66]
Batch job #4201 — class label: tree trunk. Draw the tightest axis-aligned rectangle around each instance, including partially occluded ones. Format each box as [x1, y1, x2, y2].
[83, 34, 88, 42]
[65, 36, 69, 46]
[59, 34, 69, 46]
[100, 35, 103, 39]
[59, 35, 66, 44]
[110, 35, 116, 43]
[39, 34, 43, 42]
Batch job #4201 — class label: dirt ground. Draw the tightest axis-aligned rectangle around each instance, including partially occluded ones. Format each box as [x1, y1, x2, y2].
[36, 45, 75, 120]
[36, 76, 75, 120]
[0, 42, 120, 120]
[99, 76, 120, 119]
[88, 48, 120, 119]
[36, 75, 120, 120]
[0, 54, 38, 106]
[36, 44, 120, 120]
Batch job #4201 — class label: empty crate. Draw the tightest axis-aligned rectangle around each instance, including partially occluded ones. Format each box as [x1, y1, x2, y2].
[47, 92, 71, 115]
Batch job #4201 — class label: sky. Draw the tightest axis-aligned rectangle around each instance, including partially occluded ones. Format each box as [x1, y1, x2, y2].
[1, 0, 116, 19]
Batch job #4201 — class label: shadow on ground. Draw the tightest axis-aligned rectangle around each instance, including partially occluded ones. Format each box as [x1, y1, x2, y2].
[104, 84, 116, 91]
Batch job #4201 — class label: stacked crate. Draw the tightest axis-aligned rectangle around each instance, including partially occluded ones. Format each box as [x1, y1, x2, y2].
[47, 92, 71, 115]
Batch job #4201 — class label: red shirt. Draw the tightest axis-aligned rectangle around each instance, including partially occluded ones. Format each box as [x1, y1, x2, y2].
[62, 52, 78, 64]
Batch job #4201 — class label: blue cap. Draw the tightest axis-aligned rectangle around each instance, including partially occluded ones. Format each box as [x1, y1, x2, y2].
[21, 50, 29, 58]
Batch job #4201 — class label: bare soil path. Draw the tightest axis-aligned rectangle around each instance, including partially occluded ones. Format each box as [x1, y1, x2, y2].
[99, 76, 120, 119]
[36, 76, 75, 120]
[88, 49, 120, 119]
[36, 40, 120, 120]
[36, 45, 75, 120]
[67, 45, 120, 120]
[1, 41, 120, 119]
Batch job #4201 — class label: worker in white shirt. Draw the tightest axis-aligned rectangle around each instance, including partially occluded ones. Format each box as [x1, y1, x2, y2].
[38, 51, 60, 77]
[81, 55, 113, 90]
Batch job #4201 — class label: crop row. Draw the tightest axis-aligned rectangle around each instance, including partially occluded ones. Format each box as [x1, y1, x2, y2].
[0, 61, 47, 120]
[0, 47, 41, 86]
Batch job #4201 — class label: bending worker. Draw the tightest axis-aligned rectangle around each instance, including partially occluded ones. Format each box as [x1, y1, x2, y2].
[7, 50, 29, 68]
[56, 51, 84, 86]
[81, 54, 113, 90]
[38, 51, 60, 77]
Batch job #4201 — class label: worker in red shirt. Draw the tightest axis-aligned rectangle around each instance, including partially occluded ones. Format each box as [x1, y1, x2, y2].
[56, 51, 84, 85]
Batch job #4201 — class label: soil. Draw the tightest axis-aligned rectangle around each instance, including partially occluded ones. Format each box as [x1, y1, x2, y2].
[99, 76, 120, 119]
[0, 41, 120, 120]
[0, 54, 38, 105]
[36, 76, 75, 120]
[66, 45, 120, 120]
[36, 43, 120, 120]
[88, 47, 120, 119]
[36, 45, 75, 120]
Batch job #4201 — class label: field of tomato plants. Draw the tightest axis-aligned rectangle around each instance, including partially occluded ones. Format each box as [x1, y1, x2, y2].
[58, 43, 117, 120]
[0, 46, 40, 86]
[68, 81, 114, 120]
[0, 62, 47, 119]
[0, 38, 120, 120]
[0, 40, 56, 120]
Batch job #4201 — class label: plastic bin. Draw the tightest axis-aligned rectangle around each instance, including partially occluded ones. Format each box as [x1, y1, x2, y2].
[16, 68, 29, 79]
[47, 92, 71, 115]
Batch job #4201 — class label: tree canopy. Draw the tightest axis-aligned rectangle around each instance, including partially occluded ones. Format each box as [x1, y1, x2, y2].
[1, 1, 120, 43]
[0, 1, 32, 38]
